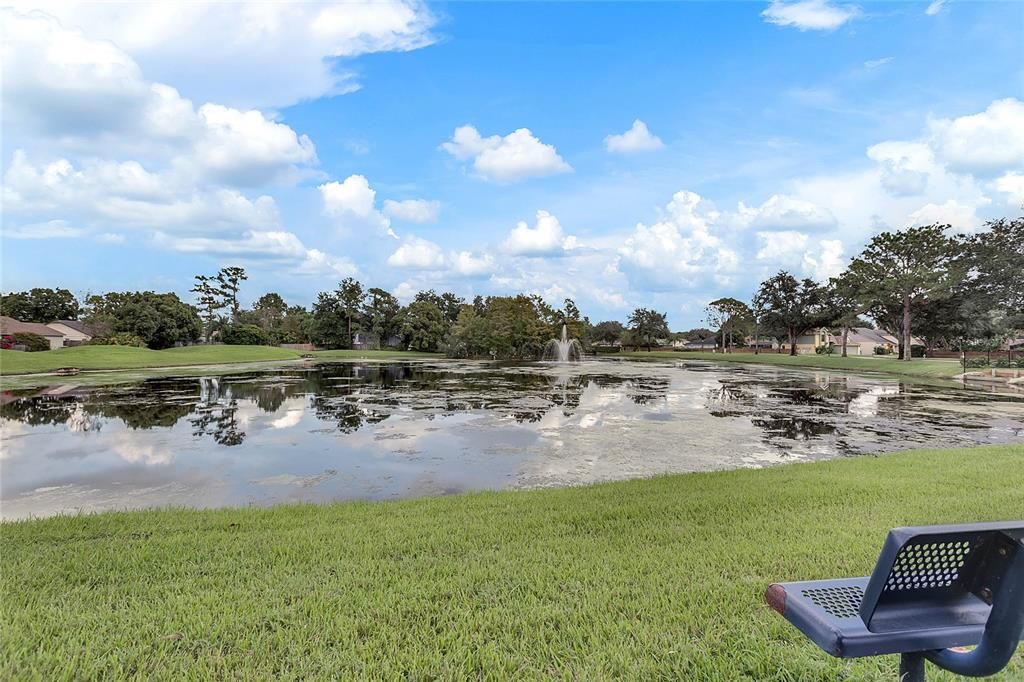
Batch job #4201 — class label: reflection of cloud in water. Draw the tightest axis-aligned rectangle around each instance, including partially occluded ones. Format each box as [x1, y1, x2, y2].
[849, 385, 901, 418]
[109, 430, 174, 466]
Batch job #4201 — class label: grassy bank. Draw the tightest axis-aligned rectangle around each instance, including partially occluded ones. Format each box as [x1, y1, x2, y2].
[0, 345, 443, 377]
[0, 345, 301, 375]
[619, 350, 964, 380]
[3, 445, 1022, 680]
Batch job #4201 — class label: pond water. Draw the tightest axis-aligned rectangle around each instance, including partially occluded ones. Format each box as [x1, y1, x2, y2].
[2, 359, 1022, 519]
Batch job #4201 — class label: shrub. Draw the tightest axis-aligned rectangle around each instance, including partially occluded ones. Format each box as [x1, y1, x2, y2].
[222, 324, 270, 346]
[13, 332, 51, 352]
[815, 343, 835, 355]
[964, 357, 990, 369]
[873, 345, 890, 355]
[910, 344, 926, 358]
[91, 333, 146, 347]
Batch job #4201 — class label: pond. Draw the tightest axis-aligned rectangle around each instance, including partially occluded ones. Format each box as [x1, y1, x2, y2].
[2, 359, 1022, 519]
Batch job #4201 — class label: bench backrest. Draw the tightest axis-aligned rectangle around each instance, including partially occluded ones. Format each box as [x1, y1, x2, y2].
[860, 521, 1024, 633]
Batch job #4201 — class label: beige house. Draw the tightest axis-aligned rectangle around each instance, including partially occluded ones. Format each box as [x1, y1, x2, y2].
[46, 320, 96, 345]
[779, 327, 919, 356]
[0, 316, 66, 350]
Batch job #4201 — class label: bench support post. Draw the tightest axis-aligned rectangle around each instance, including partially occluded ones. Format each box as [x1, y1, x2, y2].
[899, 653, 925, 681]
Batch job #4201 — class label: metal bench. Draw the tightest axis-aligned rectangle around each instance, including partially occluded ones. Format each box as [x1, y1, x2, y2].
[765, 521, 1024, 680]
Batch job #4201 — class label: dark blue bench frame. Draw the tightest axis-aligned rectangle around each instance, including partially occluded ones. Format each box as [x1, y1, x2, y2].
[766, 521, 1024, 680]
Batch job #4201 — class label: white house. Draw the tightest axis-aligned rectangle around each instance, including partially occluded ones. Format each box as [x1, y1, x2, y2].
[46, 320, 97, 345]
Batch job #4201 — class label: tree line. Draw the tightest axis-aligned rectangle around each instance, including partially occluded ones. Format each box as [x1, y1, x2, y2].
[695, 218, 1022, 360]
[1, 217, 1019, 359]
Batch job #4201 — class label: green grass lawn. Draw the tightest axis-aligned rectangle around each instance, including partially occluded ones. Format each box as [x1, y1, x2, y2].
[0, 344, 301, 375]
[0, 345, 443, 377]
[3, 445, 1021, 680]
[619, 350, 965, 380]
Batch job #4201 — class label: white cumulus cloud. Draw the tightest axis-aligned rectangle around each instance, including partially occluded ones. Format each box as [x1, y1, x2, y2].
[387, 236, 446, 269]
[617, 191, 739, 292]
[604, 120, 664, 154]
[762, 0, 860, 31]
[928, 98, 1024, 175]
[7, 1, 437, 110]
[382, 198, 441, 223]
[502, 210, 578, 256]
[441, 125, 572, 183]
[318, 175, 396, 237]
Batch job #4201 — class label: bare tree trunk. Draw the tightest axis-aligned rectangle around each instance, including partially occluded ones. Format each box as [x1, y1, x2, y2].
[789, 329, 797, 356]
[722, 326, 727, 354]
[841, 325, 849, 358]
[754, 320, 760, 355]
[902, 292, 912, 361]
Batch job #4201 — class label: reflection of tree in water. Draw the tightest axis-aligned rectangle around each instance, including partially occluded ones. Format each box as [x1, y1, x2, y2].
[83, 384, 196, 429]
[706, 381, 752, 417]
[310, 395, 390, 433]
[189, 402, 245, 445]
[0, 395, 77, 426]
[627, 377, 670, 405]
[187, 377, 246, 446]
[752, 416, 837, 441]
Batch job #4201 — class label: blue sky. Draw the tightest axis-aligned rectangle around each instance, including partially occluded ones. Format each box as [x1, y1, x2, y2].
[2, 0, 1022, 328]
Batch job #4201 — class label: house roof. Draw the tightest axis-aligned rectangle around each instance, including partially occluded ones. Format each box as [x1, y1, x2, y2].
[845, 327, 897, 346]
[48, 319, 95, 335]
[0, 315, 64, 338]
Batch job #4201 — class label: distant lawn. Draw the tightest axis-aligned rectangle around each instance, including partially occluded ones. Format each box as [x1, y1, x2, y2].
[619, 350, 964, 380]
[2, 445, 1022, 680]
[0, 346, 446, 377]
[0, 345, 302, 376]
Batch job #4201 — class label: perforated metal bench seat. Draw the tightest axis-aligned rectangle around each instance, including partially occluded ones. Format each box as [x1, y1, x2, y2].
[765, 577, 988, 658]
[765, 521, 1024, 673]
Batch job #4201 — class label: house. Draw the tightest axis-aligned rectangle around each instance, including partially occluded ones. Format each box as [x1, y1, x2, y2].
[780, 328, 835, 355]
[674, 337, 717, 351]
[352, 332, 403, 350]
[46, 320, 97, 345]
[0, 316, 66, 350]
[778, 327, 923, 356]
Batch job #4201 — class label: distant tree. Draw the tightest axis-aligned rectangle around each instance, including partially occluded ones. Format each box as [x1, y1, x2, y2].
[310, 291, 348, 348]
[191, 275, 227, 342]
[215, 266, 248, 321]
[85, 291, 201, 349]
[279, 305, 312, 344]
[593, 320, 625, 345]
[401, 300, 446, 352]
[968, 216, 1023, 325]
[825, 272, 867, 358]
[0, 288, 80, 322]
[753, 272, 830, 356]
[704, 297, 750, 353]
[415, 290, 465, 330]
[222, 324, 270, 346]
[682, 327, 716, 342]
[338, 278, 366, 346]
[628, 308, 669, 351]
[364, 288, 401, 348]
[251, 293, 287, 333]
[846, 225, 963, 361]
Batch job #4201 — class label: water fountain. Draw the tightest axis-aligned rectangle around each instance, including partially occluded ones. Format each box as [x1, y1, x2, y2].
[543, 324, 583, 362]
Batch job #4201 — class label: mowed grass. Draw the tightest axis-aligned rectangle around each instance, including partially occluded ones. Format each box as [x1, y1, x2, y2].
[0, 346, 443, 376]
[0, 345, 301, 375]
[3, 445, 1022, 680]
[619, 350, 965, 380]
